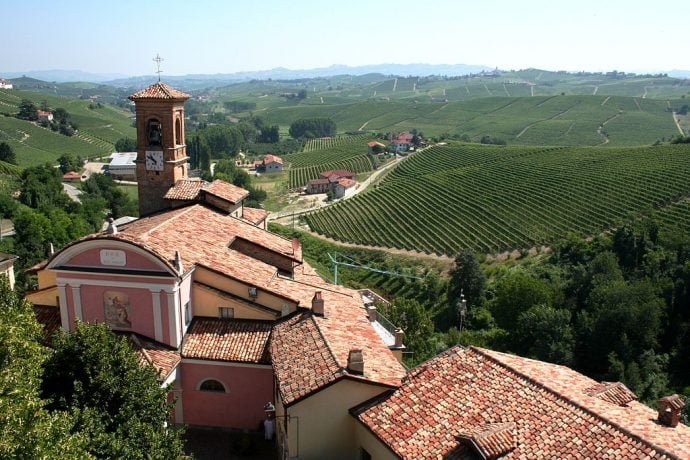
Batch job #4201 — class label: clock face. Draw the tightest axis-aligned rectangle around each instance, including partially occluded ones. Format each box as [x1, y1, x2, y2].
[145, 151, 164, 171]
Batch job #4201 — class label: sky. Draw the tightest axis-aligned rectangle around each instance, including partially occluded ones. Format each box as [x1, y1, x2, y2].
[3, 0, 689, 77]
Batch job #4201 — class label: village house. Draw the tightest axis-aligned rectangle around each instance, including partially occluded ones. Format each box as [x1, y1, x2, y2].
[108, 151, 137, 180]
[367, 140, 386, 154]
[306, 169, 357, 197]
[254, 154, 284, 173]
[37, 110, 53, 122]
[0, 79, 13, 90]
[26, 81, 405, 460]
[353, 346, 690, 459]
[390, 132, 414, 152]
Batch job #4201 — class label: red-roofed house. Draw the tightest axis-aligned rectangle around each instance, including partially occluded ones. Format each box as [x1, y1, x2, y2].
[306, 169, 357, 197]
[352, 346, 690, 459]
[255, 154, 284, 173]
[367, 141, 386, 154]
[26, 81, 405, 460]
[390, 132, 414, 152]
[62, 171, 82, 182]
[37, 110, 53, 122]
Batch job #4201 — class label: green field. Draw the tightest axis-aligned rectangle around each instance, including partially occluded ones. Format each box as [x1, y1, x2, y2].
[305, 142, 690, 255]
[0, 89, 135, 166]
[284, 135, 377, 188]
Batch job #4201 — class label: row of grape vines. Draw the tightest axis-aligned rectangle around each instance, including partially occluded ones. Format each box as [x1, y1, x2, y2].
[301, 134, 368, 152]
[305, 143, 690, 255]
[289, 156, 374, 189]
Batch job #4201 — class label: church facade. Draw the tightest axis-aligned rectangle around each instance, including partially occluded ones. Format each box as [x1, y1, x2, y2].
[26, 81, 406, 459]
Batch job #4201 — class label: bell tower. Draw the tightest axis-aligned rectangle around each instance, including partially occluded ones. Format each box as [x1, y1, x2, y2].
[128, 81, 191, 216]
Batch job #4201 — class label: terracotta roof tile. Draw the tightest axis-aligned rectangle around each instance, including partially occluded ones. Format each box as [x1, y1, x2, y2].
[456, 422, 516, 459]
[355, 346, 690, 459]
[128, 82, 191, 100]
[125, 333, 180, 380]
[367, 141, 385, 147]
[164, 179, 208, 201]
[264, 154, 283, 165]
[319, 169, 355, 179]
[338, 178, 356, 188]
[585, 381, 637, 406]
[241, 207, 268, 225]
[202, 180, 249, 204]
[33, 305, 61, 344]
[182, 318, 272, 364]
[270, 288, 405, 406]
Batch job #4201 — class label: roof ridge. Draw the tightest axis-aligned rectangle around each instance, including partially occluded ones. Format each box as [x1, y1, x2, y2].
[278, 276, 355, 298]
[471, 347, 681, 460]
[143, 205, 197, 236]
[309, 312, 345, 379]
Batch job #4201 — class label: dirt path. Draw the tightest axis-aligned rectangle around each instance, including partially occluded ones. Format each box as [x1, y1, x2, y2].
[392, 78, 398, 92]
[642, 87, 648, 99]
[597, 113, 621, 145]
[358, 120, 372, 131]
[672, 112, 685, 135]
[601, 96, 611, 106]
[503, 83, 510, 97]
[320, 97, 324, 104]
[483, 83, 492, 96]
[530, 85, 535, 97]
[633, 98, 642, 111]
[592, 86, 598, 95]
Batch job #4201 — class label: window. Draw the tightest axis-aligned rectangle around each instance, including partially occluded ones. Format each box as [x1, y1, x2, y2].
[198, 379, 226, 392]
[219, 307, 234, 319]
[184, 301, 191, 325]
[175, 117, 182, 145]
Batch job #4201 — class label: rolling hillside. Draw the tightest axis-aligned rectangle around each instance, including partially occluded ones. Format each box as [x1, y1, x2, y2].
[305, 142, 690, 255]
[0, 89, 135, 166]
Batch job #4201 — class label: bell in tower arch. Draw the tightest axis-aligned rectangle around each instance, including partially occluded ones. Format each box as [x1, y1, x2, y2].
[147, 119, 162, 147]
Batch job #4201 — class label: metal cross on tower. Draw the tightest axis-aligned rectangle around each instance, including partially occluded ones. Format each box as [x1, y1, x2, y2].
[152, 54, 164, 82]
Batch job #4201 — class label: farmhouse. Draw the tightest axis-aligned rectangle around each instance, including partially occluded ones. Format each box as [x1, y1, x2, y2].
[254, 154, 284, 173]
[306, 169, 357, 196]
[353, 346, 690, 459]
[37, 110, 53, 122]
[367, 140, 386, 154]
[0, 79, 13, 89]
[25, 81, 405, 460]
[390, 132, 414, 152]
[62, 171, 82, 182]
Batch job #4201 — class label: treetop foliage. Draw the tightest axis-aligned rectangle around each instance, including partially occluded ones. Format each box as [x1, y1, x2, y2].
[289, 118, 336, 139]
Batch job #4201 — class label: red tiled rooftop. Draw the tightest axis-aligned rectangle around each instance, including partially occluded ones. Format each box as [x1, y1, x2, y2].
[125, 333, 180, 381]
[164, 179, 208, 201]
[202, 180, 249, 204]
[62, 171, 81, 180]
[367, 141, 385, 147]
[128, 82, 191, 100]
[270, 288, 405, 406]
[241, 207, 269, 225]
[319, 169, 355, 179]
[355, 346, 690, 459]
[307, 178, 330, 186]
[264, 154, 283, 165]
[33, 305, 61, 344]
[338, 178, 355, 188]
[182, 318, 272, 364]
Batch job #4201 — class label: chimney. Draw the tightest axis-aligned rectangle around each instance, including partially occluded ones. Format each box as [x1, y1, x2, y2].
[394, 328, 405, 348]
[312, 291, 324, 316]
[367, 305, 377, 322]
[105, 217, 117, 235]
[658, 394, 685, 427]
[348, 349, 364, 375]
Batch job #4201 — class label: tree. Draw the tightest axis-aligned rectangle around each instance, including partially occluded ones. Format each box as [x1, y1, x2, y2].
[491, 272, 552, 331]
[41, 322, 186, 459]
[17, 99, 38, 121]
[297, 89, 307, 100]
[448, 249, 486, 309]
[0, 278, 90, 458]
[20, 165, 69, 210]
[289, 118, 336, 139]
[114, 137, 137, 152]
[258, 125, 280, 143]
[58, 153, 80, 173]
[0, 142, 17, 164]
[514, 304, 574, 365]
[383, 298, 436, 365]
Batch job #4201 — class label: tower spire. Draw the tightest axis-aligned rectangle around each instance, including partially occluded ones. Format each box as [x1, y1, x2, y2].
[153, 54, 164, 82]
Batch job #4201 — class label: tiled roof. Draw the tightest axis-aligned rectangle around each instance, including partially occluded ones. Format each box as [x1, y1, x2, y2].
[264, 154, 283, 165]
[33, 305, 61, 344]
[337, 178, 355, 188]
[241, 207, 269, 225]
[92, 204, 302, 296]
[367, 141, 385, 147]
[202, 180, 249, 204]
[270, 288, 405, 406]
[128, 82, 191, 100]
[456, 422, 516, 459]
[164, 179, 208, 201]
[125, 333, 180, 380]
[354, 346, 690, 459]
[182, 318, 272, 364]
[307, 178, 330, 186]
[319, 169, 354, 179]
[62, 171, 81, 180]
[585, 381, 637, 406]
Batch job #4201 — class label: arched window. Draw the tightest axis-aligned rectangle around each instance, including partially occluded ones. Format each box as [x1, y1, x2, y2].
[198, 378, 226, 393]
[147, 118, 162, 146]
[175, 117, 182, 145]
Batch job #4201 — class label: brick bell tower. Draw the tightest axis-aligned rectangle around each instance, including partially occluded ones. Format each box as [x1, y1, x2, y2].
[128, 81, 191, 216]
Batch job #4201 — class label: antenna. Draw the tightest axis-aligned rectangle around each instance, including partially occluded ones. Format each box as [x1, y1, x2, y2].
[153, 54, 164, 82]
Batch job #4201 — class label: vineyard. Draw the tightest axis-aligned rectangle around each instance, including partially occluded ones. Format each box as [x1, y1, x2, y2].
[285, 135, 377, 188]
[305, 142, 690, 255]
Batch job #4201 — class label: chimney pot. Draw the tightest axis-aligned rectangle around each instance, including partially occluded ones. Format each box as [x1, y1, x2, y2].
[312, 291, 325, 316]
[174, 250, 183, 274]
[105, 217, 117, 235]
[348, 349, 364, 375]
[367, 305, 377, 322]
[658, 394, 685, 427]
[394, 328, 405, 348]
